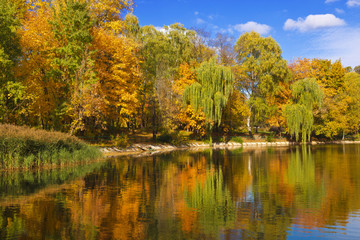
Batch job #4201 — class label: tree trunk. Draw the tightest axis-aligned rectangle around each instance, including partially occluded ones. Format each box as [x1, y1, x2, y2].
[247, 105, 253, 138]
[152, 99, 157, 143]
[247, 115, 253, 138]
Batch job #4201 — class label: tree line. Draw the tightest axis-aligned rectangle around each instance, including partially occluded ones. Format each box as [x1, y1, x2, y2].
[1, 0, 360, 142]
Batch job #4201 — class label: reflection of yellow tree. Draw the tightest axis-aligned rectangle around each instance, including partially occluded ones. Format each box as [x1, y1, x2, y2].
[63, 161, 149, 240]
[308, 145, 360, 228]
[223, 150, 253, 201]
[2, 147, 360, 239]
[155, 154, 208, 237]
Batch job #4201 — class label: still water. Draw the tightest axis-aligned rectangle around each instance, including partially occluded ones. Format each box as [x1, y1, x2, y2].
[1, 144, 360, 239]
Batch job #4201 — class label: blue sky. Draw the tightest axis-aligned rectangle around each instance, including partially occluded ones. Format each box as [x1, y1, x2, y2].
[134, 0, 360, 67]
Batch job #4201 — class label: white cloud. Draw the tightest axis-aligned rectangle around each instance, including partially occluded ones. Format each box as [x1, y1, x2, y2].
[325, 0, 340, 3]
[233, 21, 272, 35]
[194, 11, 199, 15]
[311, 27, 360, 67]
[196, 18, 206, 25]
[347, 0, 360, 7]
[335, 8, 345, 14]
[284, 14, 346, 32]
[154, 26, 167, 34]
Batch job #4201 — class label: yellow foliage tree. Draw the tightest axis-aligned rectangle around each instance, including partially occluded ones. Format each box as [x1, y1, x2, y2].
[173, 62, 207, 136]
[289, 58, 348, 139]
[92, 28, 140, 129]
[16, 4, 64, 129]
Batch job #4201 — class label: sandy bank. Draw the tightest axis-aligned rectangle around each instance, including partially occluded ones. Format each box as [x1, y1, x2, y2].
[101, 140, 360, 157]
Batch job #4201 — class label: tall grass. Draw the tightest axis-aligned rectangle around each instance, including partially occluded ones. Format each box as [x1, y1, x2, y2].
[0, 124, 102, 170]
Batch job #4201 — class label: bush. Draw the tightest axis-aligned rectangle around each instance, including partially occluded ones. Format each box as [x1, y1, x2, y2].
[0, 124, 101, 170]
[266, 133, 275, 142]
[351, 134, 360, 141]
[157, 131, 188, 145]
[157, 132, 173, 144]
[231, 136, 243, 144]
[112, 133, 130, 148]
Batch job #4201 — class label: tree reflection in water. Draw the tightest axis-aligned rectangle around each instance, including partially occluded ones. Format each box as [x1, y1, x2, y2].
[0, 145, 360, 239]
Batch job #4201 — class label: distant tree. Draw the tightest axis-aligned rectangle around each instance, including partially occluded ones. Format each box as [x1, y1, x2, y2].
[345, 66, 353, 73]
[190, 27, 215, 63]
[343, 72, 360, 136]
[354, 65, 360, 74]
[211, 33, 236, 67]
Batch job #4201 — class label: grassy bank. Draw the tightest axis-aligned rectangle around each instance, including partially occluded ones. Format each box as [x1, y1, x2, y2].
[0, 124, 102, 170]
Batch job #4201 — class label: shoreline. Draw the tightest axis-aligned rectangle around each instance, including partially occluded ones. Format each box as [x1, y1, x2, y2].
[101, 140, 360, 157]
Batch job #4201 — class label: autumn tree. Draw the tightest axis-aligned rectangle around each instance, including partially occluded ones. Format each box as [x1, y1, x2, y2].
[173, 62, 207, 136]
[221, 89, 249, 133]
[17, 2, 62, 129]
[343, 72, 360, 136]
[313, 60, 347, 139]
[92, 27, 140, 134]
[234, 31, 289, 137]
[289, 58, 350, 140]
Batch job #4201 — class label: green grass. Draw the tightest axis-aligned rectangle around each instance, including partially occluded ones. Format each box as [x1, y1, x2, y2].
[0, 124, 102, 170]
[230, 136, 244, 144]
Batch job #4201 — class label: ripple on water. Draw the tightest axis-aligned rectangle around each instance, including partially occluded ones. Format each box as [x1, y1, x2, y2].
[288, 213, 360, 239]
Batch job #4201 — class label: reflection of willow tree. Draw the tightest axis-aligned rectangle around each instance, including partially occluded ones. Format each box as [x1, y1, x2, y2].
[185, 169, 236, 236]
[0, 209, 24, 239]
[287, 146, 324, 208]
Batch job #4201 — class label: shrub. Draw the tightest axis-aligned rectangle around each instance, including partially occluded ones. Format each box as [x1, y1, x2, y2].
[157, 132, 173, 144]
[266, 133, 275, 142]
[231, 136, 243, 144]
[112, 133, 130, 148]
[157, 131, 188, 145]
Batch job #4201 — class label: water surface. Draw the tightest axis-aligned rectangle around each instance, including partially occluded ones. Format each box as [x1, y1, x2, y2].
[1, 144, 360, 239]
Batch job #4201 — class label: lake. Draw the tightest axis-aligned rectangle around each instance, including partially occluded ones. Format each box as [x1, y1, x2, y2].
[1, 144, 360, 239]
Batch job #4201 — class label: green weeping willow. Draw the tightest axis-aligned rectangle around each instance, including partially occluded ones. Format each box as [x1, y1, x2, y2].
[284, 78, 323, 142]
[183, 57, 233, 127]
